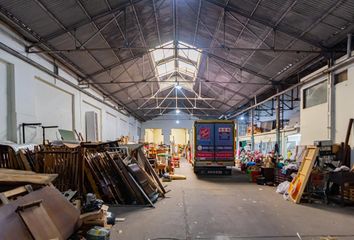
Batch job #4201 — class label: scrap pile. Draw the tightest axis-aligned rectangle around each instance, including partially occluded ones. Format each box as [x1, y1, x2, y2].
[0, 142, 166, 207]
[0, 169, 81, 239]
[0, 169, 118, 239]
[84, 148, 165, 206]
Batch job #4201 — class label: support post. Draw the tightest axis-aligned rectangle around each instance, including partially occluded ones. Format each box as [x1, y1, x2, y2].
[327, 56, 335, 141]
[275, 93, 281, 157]
[347, 33, 352, 58]
[250, 109, 254, 151]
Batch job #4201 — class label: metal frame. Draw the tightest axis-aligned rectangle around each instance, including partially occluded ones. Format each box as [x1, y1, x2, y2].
[0, 0, 351, 121]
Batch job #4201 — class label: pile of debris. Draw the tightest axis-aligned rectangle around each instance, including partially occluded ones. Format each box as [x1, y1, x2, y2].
[0, 143, 168, 239]
[0, 169, 121, 239]
[0, 143, 166, 207]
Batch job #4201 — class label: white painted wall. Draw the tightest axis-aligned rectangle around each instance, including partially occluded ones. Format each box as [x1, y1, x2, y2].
[300, 53, 354, 166]
[0, 60, 7, 141]
[0, 21, 141, 144]
[141, 112, 198, 145]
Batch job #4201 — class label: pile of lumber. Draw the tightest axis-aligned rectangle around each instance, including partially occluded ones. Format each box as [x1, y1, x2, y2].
[0, 143, 167, 206]
[84, 149, 164, 206]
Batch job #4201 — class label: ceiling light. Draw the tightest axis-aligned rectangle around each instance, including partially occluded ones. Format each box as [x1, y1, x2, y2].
[175, 84, 182, 90]
[176, 109, 181, 114]
[176, 120, 180, 124]
[240, 116, 244, 120]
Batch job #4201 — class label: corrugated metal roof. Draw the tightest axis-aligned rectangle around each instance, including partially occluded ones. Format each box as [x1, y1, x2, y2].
[0, 0, 353, 120]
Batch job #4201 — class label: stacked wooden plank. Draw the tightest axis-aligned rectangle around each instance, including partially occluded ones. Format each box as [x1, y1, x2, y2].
[0, 145, 27, 170]
[37, 146, 84, 194]
[84, 149, 163, 205]
[1, 143, 166, 206]
[0, 186, 81, 240]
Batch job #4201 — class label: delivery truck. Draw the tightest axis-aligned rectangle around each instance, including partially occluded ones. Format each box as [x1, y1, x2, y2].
[193, 120, 235, 175]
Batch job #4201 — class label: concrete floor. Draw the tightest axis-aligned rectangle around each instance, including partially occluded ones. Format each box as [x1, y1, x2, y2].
[110, 159, 354, 240]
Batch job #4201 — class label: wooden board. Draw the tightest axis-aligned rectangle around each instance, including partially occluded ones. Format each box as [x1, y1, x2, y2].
[288, 146, 319, 203]
[0, 186, 80, 240]
[17, 200, 63, 240]
[0, 169, 58, 185]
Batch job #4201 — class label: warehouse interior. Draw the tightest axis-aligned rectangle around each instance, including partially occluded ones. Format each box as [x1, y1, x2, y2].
[1, 0, 354, 239]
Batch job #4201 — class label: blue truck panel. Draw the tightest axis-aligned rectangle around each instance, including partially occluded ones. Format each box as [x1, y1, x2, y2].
[195, 123, 215, 161]
[214, 123, 235, 161]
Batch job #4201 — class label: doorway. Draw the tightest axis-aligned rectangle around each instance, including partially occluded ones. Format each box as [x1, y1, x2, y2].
[144, 128, 163, 145]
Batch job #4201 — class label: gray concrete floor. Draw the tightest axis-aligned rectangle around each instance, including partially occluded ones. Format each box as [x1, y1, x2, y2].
[110, 159, 354, 240]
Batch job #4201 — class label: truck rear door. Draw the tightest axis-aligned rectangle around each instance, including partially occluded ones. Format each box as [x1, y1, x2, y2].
[214, 123, 234, 161]
[195, 123, 215, 161]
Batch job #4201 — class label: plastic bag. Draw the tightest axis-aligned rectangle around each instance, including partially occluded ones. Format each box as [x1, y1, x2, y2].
[276, 181, 290, 194]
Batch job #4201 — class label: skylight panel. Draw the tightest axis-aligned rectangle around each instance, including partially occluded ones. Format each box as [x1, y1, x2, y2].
[150, 40, 201, 89]
[178, 60, 196, 77]
[151, 41, 174, 62]
[152, 49, 165, 62]
[177, 42, 201, 63]
[156, 60, 174, 77]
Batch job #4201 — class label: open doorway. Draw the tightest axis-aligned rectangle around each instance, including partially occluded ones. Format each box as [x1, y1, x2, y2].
[170, 128, 189, 145]
[170, 128, 189, 157]
[144, 128, 163, 145]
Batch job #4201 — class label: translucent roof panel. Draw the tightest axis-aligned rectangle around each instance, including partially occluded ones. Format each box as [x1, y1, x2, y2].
[178, 60, 197, 77]
[150, 41, 201, 90]
[151, 41, 174, 62]
[156, 60, 174, 77]
[178, 42, 201, 63]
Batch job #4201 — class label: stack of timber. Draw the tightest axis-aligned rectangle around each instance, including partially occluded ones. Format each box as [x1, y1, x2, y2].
[84, 148, 163, 206]
[0, 142, 166, 206]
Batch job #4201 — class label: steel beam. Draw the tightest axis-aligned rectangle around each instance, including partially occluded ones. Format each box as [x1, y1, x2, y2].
[76, 0, 143, 108]
[29, 0, 142, 119]
[133, 97, 216, 100]
[27, 46, 332, 54]
[205, 0, 326, 49]
[29, 0, 144, 47]
[79, 12, 122, 48]
[227, 10, 271, 49]
[140, 107, 219, 110]
[204, 50, 275, 83]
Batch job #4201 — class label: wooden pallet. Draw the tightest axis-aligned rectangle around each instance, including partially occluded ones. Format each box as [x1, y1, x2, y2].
[288, 146, 319, 204]
[343, 184, 354, 201]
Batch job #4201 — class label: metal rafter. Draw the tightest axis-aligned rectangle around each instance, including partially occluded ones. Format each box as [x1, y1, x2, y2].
[29, 0, 142, 119]
[192, 0, 202, 46]
[81, 55, 141, 80]
[79, 12, 123, 48]
[239, 1, 298, 73]
[222, 0, 346, 117]
[75, 0, 143, 109]
[259, 0, 346, 80]
[204, 0, 326, 50]
[207, 0, 262, 95]
[28, 0, 145, 47]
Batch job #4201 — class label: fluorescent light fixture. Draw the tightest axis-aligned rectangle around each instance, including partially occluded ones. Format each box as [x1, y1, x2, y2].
[175, 85, 182, 90]
[176, 109, 181, 114]
[240, 116, 244, 120]
[176, 120, 180, 124]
